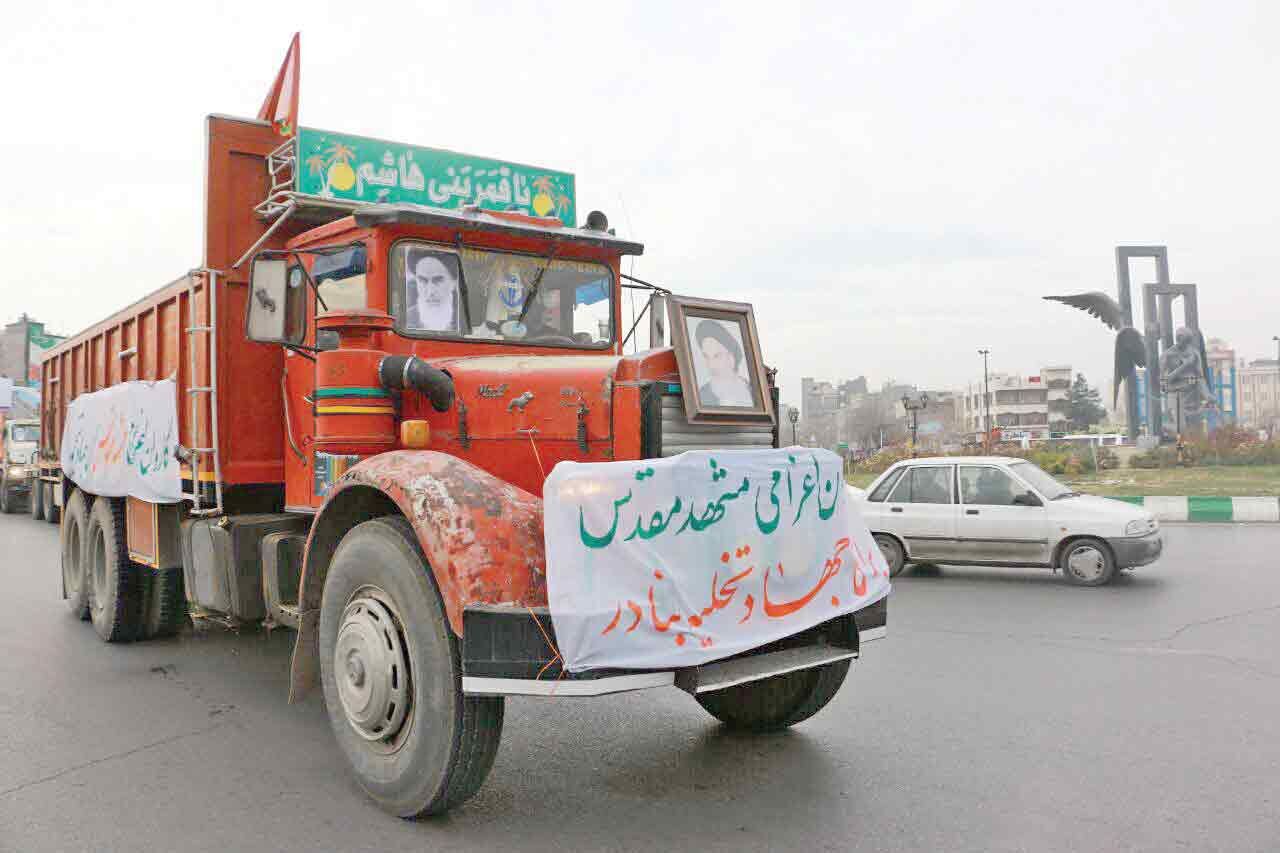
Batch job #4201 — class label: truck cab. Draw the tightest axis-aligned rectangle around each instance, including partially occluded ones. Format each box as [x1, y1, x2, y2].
[0, 418, 38, 513]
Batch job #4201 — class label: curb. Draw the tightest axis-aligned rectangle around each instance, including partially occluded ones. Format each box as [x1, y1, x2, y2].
[1111, 496, 1280, 523]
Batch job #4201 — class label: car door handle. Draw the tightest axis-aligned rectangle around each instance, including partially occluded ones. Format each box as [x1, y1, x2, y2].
[966, 509, 979, 515]
[891, 507, 903, 513]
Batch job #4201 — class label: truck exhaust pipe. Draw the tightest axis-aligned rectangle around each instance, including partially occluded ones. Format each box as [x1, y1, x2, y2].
[379, 355, 455, 413]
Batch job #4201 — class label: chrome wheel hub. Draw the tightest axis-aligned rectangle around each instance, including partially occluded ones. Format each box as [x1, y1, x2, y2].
[334, 594, 410, 742]
[1067, 546, 1104, 581]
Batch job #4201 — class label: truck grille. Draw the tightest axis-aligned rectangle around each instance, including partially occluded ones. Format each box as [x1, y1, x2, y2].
[646, 387, 777, 458]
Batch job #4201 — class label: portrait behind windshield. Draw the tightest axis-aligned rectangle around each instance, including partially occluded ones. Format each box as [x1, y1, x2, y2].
[391, 241, 612, 347]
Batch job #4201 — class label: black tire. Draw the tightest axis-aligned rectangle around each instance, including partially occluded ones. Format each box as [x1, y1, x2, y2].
[86, 496, 144, 642]
[874, 533, 907, 577]
[30, 475, 44, 520]
[61, 490, 91, 620]
[319, 516, 504, 818]
[43, 482, 59, 524]
[142, 567, 187, 639]
[1060, 537, 1117, 587]
[695, 658, 851, 732]
[0, 474, 16, 514]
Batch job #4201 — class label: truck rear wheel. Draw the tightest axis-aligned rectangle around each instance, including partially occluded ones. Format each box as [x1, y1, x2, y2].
[86, 496, 144, 642]
[695, 659, 851, 732]
[61, 490, 91, 620]
[142, 567, 187, 639]
[319, 516, 504, 818]
[30, 476, 44, 519]
[42, 482, 59, 524]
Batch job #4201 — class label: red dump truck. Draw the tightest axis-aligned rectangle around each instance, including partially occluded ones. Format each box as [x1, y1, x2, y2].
[41, 112, 888, 817]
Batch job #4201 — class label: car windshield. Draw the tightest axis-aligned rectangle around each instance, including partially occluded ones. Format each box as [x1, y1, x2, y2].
[391, 241, 613, 348]
[10, 425, 38, 443]
[1008, 461, 1072, 500]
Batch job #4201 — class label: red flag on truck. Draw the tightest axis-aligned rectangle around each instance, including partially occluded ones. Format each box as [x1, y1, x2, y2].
[257, 33, 300, 137]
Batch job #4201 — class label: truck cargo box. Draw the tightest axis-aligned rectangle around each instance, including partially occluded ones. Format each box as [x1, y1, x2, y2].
[39, 116, 317, 501]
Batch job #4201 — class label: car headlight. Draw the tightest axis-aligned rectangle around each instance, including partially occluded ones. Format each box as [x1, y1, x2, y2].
[8, 466, 28, 478]
[1125, 518, 1154, 536]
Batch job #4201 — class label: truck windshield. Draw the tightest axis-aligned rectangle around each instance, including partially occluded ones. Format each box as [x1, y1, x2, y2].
[10, 425, 38, 443]
[390, 241, 613, 348]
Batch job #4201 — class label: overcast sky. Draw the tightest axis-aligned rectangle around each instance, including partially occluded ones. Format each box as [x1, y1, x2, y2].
[3, 1, 1277, 405]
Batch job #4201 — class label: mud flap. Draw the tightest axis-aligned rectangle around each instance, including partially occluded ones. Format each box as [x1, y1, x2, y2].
[289, 609, 321, 703]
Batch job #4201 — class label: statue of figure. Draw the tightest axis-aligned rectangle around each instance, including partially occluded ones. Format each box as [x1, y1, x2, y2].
[1159, 327, 1216, 430]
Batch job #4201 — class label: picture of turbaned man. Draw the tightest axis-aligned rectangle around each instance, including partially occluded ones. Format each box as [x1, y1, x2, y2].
[688, 317, 757, 408]
[404, 250, 462, 333]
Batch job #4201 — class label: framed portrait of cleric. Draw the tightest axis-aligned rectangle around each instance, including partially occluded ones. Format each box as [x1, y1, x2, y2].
[667, 295, 774, 425]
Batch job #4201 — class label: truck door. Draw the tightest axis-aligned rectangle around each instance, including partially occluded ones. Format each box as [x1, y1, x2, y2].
[282, 266, 317, 512]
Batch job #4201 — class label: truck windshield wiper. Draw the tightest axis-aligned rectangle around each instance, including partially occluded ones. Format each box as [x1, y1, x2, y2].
[517, 242, 561, 323]
[1052, 491, 1080, 500]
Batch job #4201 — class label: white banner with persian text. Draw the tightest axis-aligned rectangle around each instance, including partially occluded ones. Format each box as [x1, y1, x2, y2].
[60, 379, 182, 503]
[544, 448, 890, 672]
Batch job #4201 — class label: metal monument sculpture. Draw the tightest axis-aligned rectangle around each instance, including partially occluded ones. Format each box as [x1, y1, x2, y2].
[1158, 327, 1215, 433]
[1044, 246, 1214, 441]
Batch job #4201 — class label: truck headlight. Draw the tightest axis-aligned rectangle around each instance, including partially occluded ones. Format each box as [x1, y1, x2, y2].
[1125, 519, 1152, 536]
[8, 466, 28, 478]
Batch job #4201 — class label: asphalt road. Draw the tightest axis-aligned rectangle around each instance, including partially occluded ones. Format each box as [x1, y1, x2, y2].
[1, 513, 1277, 852]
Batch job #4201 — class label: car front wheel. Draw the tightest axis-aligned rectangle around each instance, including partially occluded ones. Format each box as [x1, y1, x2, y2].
[1060, 537, 1116, 587]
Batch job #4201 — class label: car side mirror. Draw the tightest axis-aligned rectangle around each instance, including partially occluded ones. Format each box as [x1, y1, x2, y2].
[245, 257, 304, 345]
[1012, 491, 1042, 508]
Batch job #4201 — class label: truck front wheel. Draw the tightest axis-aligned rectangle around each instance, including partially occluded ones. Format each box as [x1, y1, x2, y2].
[30, 476, 44, 520]
[695, 659, 851, 732]
[0, 474, 13, 513]
[319, 516, 504, 818]
[42, 482, 59, 524]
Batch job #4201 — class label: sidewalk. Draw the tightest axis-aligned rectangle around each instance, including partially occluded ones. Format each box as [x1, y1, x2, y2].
[1112, 496, 1280, 522]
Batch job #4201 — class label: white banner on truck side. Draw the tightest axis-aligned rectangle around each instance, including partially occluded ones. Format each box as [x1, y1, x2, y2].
[60, 379, 183, 503]
[544, 447, 890, 673]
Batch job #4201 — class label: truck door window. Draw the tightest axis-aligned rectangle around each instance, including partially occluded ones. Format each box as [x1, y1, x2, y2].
[390, 241, 613, 348]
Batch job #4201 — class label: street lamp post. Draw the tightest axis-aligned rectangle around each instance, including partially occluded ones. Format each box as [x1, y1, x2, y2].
[978, 349, 991, 451]
[1272, 335, 1280, 434]
[788, 407, 799, 446]
[902, 392, 929, 457]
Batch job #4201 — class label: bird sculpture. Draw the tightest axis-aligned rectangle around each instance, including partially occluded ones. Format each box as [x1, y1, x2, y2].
[1042, 292, 1149, 406]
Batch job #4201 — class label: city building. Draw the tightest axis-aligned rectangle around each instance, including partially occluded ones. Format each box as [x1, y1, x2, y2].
[1205, 338, 1238, 429]
[800, 376, 867, 422]
[957, 366, 1071, 442]
[1238, 358, 1280, 431]
[0, 315, 65, 388]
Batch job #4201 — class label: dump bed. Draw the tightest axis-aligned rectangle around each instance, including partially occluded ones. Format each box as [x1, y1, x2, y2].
[39, 116, 315, 491]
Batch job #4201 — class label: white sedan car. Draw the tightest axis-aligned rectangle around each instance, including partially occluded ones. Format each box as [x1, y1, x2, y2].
[852, 456, 1162, 586]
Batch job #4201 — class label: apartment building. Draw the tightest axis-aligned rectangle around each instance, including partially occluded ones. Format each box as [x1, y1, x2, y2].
[957, 366, 1071, 441]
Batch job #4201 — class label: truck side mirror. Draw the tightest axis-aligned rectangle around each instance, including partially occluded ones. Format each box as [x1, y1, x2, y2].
[245, 257, 304, 345]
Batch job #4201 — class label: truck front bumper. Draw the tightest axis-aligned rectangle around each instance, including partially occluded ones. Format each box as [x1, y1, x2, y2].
[460, 597, 887, 697]
[1107, 532, 1164, 568]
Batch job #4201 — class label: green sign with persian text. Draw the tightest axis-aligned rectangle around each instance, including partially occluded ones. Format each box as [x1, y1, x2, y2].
[295, 127, 577, 227]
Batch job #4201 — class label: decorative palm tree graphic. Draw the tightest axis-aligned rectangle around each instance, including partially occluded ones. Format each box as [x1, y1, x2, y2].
[530, 176, 557, 217]
[323, 142, 357, 192]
